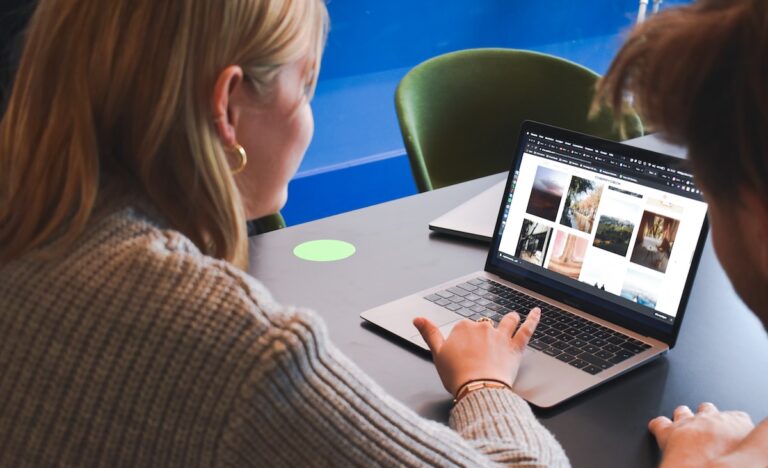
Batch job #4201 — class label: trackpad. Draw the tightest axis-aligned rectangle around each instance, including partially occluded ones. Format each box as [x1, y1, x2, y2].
[409, 319, 461, 349]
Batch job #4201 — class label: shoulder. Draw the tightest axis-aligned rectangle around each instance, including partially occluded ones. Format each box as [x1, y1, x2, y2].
[69, 201, 322, 351]
[2, 197, 330, 366]
[94, 203, 338, 386]
[0, 200, 334, 464]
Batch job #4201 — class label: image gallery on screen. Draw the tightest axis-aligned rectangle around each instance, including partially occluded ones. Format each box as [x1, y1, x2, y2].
[500, 152, 707, 319]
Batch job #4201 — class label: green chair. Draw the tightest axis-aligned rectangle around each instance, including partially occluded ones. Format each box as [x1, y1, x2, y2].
[246, 212, 286, 236]
[395, 48, 644, 192]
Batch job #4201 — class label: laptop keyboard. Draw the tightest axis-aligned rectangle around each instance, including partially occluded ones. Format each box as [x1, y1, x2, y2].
[425, 278, 652, 375]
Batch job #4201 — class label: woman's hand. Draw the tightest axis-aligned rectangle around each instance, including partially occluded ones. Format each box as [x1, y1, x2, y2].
[413, 308, 541, 396]
[649, 402, 755, 468]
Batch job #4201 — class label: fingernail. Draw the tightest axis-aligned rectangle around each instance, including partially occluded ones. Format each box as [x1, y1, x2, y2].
[413, 317, 423, 327]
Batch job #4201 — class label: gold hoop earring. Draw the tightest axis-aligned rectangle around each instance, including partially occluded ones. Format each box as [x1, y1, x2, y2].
[229, 144, 247, 174]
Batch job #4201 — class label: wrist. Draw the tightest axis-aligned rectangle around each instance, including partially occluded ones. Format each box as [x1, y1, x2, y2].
[453, 378, 513, 404]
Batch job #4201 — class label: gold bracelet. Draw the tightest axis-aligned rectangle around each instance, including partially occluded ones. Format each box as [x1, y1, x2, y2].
[453, 379, 512, 405]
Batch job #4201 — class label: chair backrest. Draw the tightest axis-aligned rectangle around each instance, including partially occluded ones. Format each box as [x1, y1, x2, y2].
[395, 48, 643, 192]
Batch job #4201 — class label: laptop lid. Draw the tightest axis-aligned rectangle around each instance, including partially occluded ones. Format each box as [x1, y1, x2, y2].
[485, 121, 709, 347]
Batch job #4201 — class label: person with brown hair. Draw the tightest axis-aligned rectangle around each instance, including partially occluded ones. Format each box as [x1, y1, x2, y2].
[597, 0, 768, 465]
[0, 0, 568, 465]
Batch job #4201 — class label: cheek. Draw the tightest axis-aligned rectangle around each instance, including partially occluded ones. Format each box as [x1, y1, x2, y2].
[709, 208, 738, 274]
[708, 218, 730, 269]
[233, 102, 313, 215]
[274, 106, 312, 205]
[295, 104, 313, 155]
[284, 105, 313, 171]
[708, 205, 756, 303]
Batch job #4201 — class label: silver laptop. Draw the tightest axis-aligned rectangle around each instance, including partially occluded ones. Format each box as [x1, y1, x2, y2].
[429, 180, 507, 241]
[361, 121, 709, 408]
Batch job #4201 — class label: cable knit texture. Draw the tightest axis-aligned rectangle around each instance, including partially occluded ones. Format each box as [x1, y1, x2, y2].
[0, 198, 569, 467]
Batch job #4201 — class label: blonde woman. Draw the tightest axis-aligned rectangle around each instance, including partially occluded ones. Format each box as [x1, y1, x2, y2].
[0, 0, 568, 466]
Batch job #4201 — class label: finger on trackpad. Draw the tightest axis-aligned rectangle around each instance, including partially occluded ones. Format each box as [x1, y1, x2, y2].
[414, 307, 461, 327]
[410, 319, 460, 348]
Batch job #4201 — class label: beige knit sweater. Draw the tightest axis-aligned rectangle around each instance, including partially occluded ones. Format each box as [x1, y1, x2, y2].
[0, 198, 569, 467]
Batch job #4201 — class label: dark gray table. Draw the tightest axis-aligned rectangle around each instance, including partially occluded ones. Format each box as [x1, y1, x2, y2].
[248, 138, 767, 468]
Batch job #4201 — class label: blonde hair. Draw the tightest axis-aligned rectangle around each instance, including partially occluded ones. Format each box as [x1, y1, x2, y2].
[0, 0, 328, 268]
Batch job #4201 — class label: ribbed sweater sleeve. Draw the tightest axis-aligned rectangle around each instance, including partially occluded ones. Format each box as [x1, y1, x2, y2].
[219, 298, 569, 467]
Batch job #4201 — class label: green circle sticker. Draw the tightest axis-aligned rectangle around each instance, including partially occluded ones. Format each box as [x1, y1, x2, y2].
[293, 239, 356, 262]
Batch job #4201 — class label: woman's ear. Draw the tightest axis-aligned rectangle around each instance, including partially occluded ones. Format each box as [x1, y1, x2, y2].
[211, 65, 244, 147]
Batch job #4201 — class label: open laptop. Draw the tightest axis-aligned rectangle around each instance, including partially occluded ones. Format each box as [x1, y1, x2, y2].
[361, 121, 709, 408]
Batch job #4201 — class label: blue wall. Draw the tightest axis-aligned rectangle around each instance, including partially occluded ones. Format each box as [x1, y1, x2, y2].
[321, 1, 660, 80]
[281, 0, 691, 226]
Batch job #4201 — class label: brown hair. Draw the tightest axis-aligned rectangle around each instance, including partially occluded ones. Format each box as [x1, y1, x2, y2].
[0, 0, 328, 267]
[596, 0, 768, 203]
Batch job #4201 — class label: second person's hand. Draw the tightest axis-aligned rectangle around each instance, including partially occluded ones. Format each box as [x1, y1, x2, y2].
[649, 402, 755, 468]
[413, 308, 541, 396]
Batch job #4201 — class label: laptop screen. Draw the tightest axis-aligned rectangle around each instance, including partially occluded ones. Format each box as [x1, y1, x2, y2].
[488, 122, 708, 340]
